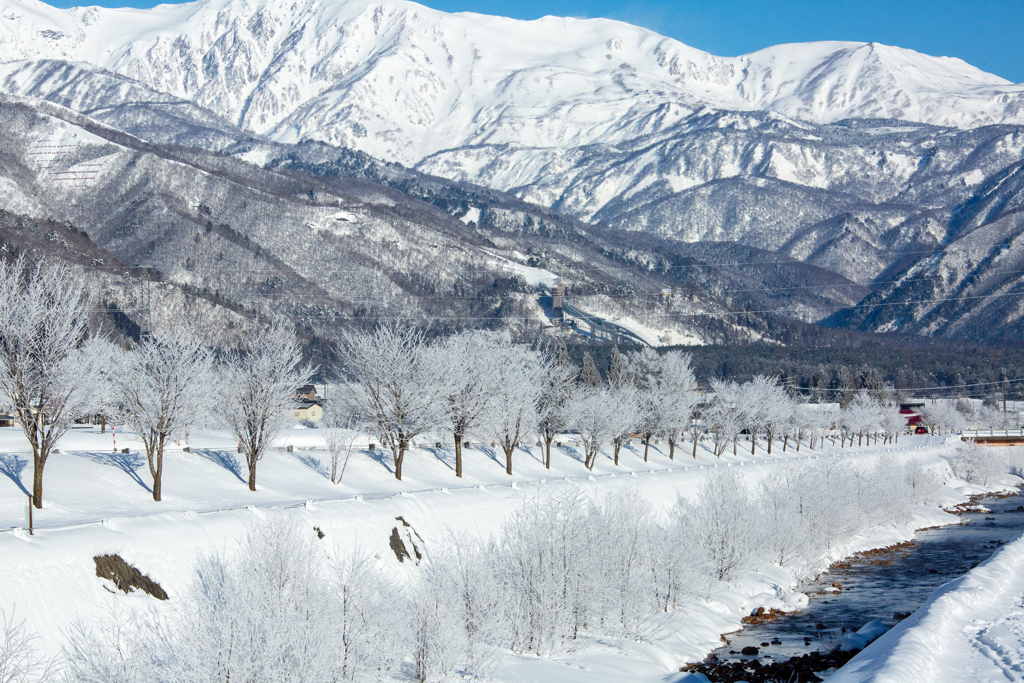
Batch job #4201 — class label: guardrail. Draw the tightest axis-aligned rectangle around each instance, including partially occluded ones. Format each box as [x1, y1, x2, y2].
[962, 429, 1024, 438]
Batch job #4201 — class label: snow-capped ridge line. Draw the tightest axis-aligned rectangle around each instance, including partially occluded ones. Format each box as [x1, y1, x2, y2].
[0, 0, 1021, 167]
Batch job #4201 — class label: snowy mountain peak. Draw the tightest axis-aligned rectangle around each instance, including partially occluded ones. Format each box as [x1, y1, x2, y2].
[1, 0, 1022, 166]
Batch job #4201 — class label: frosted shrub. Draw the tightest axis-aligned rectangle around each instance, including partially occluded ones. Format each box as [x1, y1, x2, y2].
[499, 489, 591, 656]
[414, 539, 504, 681]
[61, 455, 951, 680]
[674, 470, 762, 582]
[902, 458, 942, 505]
[946, 444, 1005, 486]
[758, 469, 813, 572]
[1, 608, 56, 683]
[586, 493, 668, 643]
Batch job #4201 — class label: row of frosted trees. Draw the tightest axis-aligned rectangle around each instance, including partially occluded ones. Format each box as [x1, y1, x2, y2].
[0, 259, 969, 508]
[335, 326, 921, 482]
[0, 259, 312, 507]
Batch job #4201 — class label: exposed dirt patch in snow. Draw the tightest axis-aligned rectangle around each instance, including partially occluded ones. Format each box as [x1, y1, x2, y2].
[93, 554, 168, 600]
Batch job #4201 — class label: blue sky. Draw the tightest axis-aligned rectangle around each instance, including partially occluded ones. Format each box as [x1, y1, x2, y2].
[41, 0, 1024, 83]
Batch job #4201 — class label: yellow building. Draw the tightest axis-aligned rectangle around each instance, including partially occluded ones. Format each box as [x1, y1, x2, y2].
[295, 401, 323, 423]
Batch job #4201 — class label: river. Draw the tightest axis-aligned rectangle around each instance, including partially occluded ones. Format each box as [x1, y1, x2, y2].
[701, 491, 1024, 681]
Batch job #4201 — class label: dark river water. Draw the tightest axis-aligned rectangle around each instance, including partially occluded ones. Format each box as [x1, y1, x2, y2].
[712, 492, 1024, 677]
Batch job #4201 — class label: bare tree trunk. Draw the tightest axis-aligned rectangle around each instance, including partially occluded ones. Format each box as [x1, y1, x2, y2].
[394, 442, 406, 481]
[504, 444, 514, 475]
[248, 460, 257, 491]
[692, 436, 698, 459]
[544, 435, 553, 469]
[613, 437, 624, 466]
[147, 431, 166, 502]
[643, 435, 650, 463]
[453, 433, 464, 478]
[767, 430, 773, 454]
[782, 434, 788, 452]
[751, 429, 756, 455]
[668, 436, 675, 460]
[32, 457, 44, 509]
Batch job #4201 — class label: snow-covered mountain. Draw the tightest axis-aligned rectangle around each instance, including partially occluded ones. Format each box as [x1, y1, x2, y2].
[2, 0, 1024, 343]
[0, 0, 1021, 167]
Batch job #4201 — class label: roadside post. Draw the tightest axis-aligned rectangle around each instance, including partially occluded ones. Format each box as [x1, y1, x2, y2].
[25, 494, 33, 536]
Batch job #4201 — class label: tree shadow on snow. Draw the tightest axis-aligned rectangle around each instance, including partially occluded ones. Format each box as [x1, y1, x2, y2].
[518, 445, 544, 466]
[477, 446, 503, 468]
[0, 453, 29, 496]
[558, 446, 587, 466]
[364, 448, 393, 474]
[193, 449, 246, 483]
[292, 451, 329, 479]
[76, 451, 151, 492]
[422, 447, 455, 472]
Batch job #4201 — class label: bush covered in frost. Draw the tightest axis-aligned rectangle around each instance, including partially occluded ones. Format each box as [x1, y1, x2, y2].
[57, 456, 948, 683]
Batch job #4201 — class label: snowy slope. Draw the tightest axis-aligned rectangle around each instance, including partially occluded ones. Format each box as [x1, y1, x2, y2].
[0, 425, 970, 678]
[0, 0, 1021, 167]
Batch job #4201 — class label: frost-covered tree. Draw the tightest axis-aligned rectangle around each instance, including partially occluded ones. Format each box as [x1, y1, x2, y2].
[414, 538, 505, 681]
[734, 375, 787, 455]
[479, 343, 546, 475]
[538, 341, 576, 469]
[338, 324, 439, 481]
[429, 331, 501, 478]
[653, 351, 699, 460]
[578, 352, 602, 388]
[880, 400, 906, 444]
[844, 391, 881, 447]
[920, 401, 967, 435]
[760, 380, 794, 455]
[319, 399, 363, 484]
[106, 330, 213, 501]
[708, 379, 744, 457]
[566, 387, 617, 470]
[607, 382, 641, 466]
[626, 348, 665, 462]
[0, 258, 107, 509]
[704, 393, 742, 458]
[607, 347, 628, 389]
[217, 318, 312, 491]
[675, 470, 760, 581]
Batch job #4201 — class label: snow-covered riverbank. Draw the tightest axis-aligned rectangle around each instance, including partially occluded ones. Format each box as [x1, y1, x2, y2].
[0, 427, 1016, 682]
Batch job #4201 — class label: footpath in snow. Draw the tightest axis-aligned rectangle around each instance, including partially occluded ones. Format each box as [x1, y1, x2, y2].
[0, 427, 1010, 682]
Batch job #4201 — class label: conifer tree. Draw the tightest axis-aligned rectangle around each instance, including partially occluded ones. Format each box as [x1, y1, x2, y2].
[579, 352, 602, 388]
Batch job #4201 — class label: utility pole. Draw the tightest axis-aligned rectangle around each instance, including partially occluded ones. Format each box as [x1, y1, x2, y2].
[140, 279, 152, 340]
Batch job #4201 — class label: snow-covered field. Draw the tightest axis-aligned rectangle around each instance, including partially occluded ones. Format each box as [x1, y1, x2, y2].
[0, 426, 1017, 682]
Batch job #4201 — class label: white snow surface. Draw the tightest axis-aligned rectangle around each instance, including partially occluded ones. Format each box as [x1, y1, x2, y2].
[0, 0, 1021, 166]
[0, 426, 1004, 681]
[832, 523, 1024, 683]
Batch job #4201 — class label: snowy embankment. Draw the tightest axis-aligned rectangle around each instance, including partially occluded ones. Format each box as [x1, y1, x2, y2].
[0, 428, 1008, 682]
[831, 519, 1024, 683]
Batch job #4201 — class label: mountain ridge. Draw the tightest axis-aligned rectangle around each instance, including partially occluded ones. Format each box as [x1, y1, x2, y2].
[1, 0, 1022, 167]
